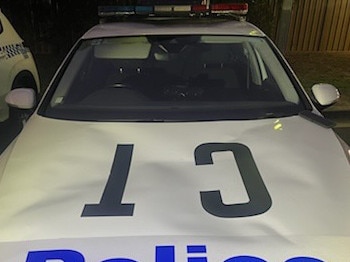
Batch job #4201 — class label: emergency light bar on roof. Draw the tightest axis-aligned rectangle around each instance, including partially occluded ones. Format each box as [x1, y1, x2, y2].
[98, 0, 248, 20]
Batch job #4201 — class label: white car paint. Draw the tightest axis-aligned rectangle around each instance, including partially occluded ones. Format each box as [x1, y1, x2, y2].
[0, 9, 40, 121]
[1, 114, 349, 261]
[0, 15, 349, 262]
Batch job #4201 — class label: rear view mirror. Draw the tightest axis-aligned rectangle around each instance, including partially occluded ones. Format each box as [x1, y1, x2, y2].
[5, 88, 36, 109]
[94, 36, 151, 59]
[311, 83, 340, 108]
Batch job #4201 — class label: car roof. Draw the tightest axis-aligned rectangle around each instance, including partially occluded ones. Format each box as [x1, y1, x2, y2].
[82, 19, 265, 39]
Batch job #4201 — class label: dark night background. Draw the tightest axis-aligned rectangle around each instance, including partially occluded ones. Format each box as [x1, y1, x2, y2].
[1, 0, 279, 61]
[1, 0, 99, 59]
[1, 0, 280, 90]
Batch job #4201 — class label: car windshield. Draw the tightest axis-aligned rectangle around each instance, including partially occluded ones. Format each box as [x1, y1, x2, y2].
[41, 35, 307, 121]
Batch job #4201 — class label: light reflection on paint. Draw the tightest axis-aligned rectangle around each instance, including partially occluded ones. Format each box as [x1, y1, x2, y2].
[249, 30, 260, 36]
[273, 119, 283, 131]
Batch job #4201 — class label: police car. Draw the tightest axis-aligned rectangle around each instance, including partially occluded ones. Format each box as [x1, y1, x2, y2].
[1, 1, 350, 261]
[0, 9, 40, 123]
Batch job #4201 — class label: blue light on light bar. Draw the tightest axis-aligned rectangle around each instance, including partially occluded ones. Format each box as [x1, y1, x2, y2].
[98, 5, 135, 16]
[135, 5, 154, 15]
[117, 6, 135, 13]
[98, 1, 248, 18]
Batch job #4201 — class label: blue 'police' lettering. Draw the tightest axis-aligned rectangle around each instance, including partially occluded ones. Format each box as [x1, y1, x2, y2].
[285, 258, 324, 262]
[25, 246, 325, 262]
[156, 246, 175, 262]
[187, 245, 207, 262]
[102, 259, 137, 262]
[26, 249, 84, 262]
[224, 256, 266, 262]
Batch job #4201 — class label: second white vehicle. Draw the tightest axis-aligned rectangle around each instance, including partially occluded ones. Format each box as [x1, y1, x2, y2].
[0, 9, 40, 122]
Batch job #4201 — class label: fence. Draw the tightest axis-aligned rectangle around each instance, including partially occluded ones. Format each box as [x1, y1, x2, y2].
[287, 0, 350, 52]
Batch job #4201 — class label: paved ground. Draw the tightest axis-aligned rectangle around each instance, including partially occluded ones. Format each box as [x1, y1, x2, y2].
[324, 110, 350, 145]
[335, 127, 350, 144]
[0, 120, 21, 154]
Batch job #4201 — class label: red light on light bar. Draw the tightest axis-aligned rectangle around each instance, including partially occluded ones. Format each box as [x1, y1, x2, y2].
[98, 1, 248, 18]
[191, 4, 208, 12]
[211, 3, 248, 14]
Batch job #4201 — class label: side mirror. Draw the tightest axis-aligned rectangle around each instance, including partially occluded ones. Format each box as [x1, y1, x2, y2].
[311, 83, 340, 108]
[5, 88, 36, 109]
